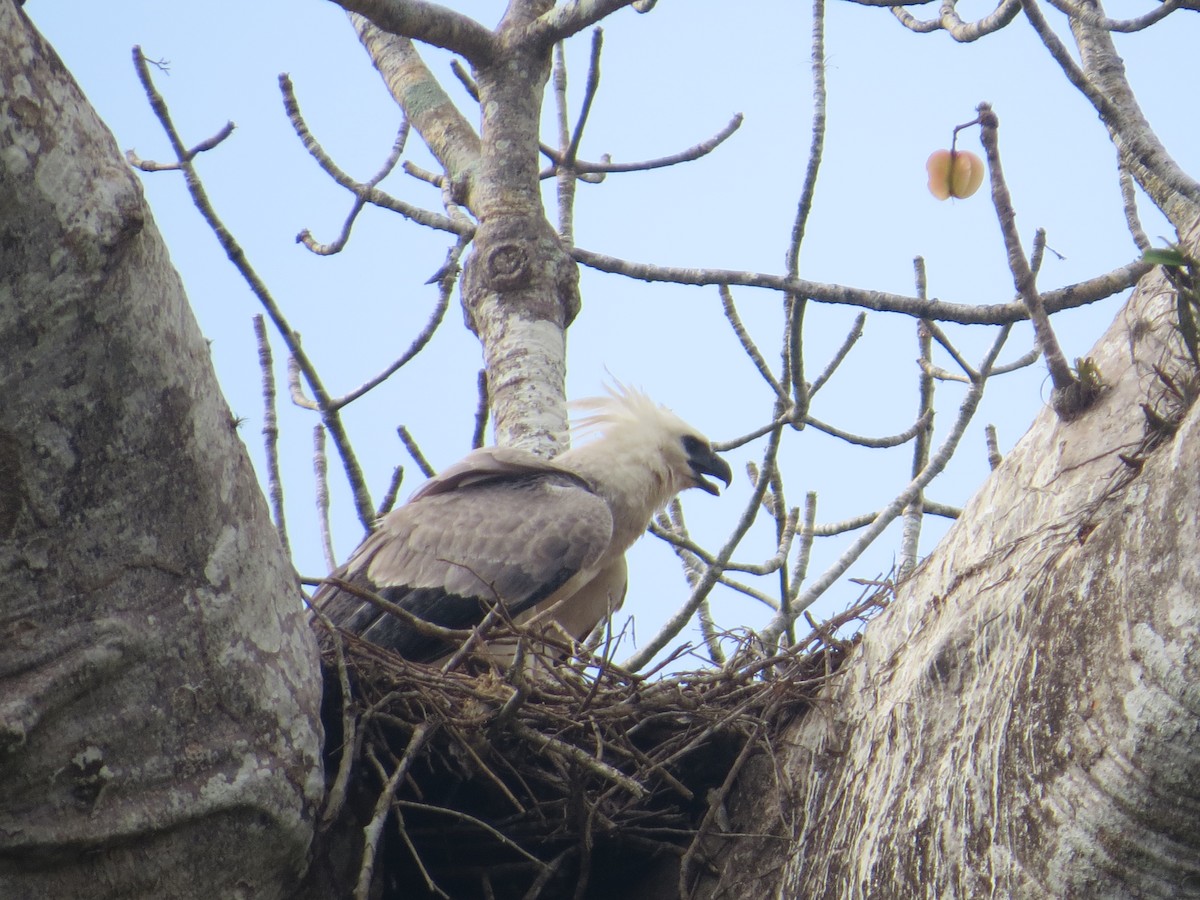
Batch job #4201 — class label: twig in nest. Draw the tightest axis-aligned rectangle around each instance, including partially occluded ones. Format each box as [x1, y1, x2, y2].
[509, 721, 647, 799]
[356, 727, 435, 900]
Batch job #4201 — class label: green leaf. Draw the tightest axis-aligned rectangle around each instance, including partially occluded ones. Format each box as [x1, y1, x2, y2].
[1143, 247, 1189, 267]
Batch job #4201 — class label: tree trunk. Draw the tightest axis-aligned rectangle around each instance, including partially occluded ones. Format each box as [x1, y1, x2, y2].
[459, 0, 580, 455]
[697, 219, 1200, 898]
[0, 5, 322, 898]
[352, 0, 581, 456]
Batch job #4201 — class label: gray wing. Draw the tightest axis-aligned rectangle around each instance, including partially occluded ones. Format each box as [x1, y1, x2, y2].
[314, 465, 614, 661]
[408, 446, 591, 500]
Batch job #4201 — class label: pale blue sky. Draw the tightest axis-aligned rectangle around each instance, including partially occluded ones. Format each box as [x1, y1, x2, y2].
[27, 1, 1197, 657]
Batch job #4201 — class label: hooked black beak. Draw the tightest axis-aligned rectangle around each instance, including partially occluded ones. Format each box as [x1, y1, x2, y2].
[687, 443, 733, 496]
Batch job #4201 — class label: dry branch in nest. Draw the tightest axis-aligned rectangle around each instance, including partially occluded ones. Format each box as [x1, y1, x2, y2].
[310, 591, 888, 900]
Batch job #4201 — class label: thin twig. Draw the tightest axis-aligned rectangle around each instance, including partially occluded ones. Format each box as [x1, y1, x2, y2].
[314, 426, 337, 571]
[553, 42, 575, 243]
[126, 119, 236, 170]
[283, 73, 412, 254]
[923, 319, 978, 380]
[398, 426, 437, 479]
[790, 492, 818, 594]
[566, 29, 604, 168]
[659, 505, 729, 664]
[376, 467, 405, 518]
[395, 799, 551, 870]
[509, 721, 646, 799]
[720, 285, 786, 399]
[901, 260, 935, 577]
[323, 576, 475, 645]
[985, 423, 1003, 469]
[978, 104, 1082, 417]
[890, 0, 1020, 41]
[390, 805, 450, 899]
[805, 411, 931, 449]
[521, 848, 574, 900]
[770, 324, 1013, 636]
[287, 351, 319, 411]
[1118, 160, 1151, 252]
[679, 719, 768, 898]
[356, 728, 435, 900]
[539, 114, 743, 176]
[280, 72, 468, 235]
[330, 237, 465, 409]
[130, 49, 377, 526]
[782, 0, 829, 414]
[253, 315, 289, 556]
[809, 312, 867, 397]
[650, 512, 796, 577]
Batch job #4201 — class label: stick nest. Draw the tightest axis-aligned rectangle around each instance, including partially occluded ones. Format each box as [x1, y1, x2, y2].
[312, 591, 887, 899]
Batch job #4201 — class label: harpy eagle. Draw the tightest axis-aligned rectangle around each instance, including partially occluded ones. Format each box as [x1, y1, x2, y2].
[313, 386, 732, 662]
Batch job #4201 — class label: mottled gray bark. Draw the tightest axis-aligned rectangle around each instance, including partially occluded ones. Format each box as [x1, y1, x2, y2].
[0, 5, 323, 898]
[695, 223, 1200, 898]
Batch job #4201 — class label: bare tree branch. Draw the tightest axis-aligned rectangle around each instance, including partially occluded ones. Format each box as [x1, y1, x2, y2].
[719, 285, 786, 400]
[650, 506, 798, 578]
[1119, 159, 1151, 251]
[565, 29, 603, 168]
[805, 411, 932, 449]
[314, 425, 338, 571]
[985, 423, 1003, 469]
[305, 600, 359, 830]
[398, 425, 437, 479]
[571, 245, 1149, 324]
[1022, 0, 1200, 227]
[809, 311, 867, 396]
[356, 728, 435, 900]
[280, 76, 433, 253]
[552, 42, 576, 243]
[540, 113, 743, 176]
[534, 0, 643, 43]
[978, 104, 1083, 416]
[891, 0, 1020, 41]
[780, 0, 830, 416]
[900, 266, 935, 577]
[769, 324, 1013, 636]
[334, 0, 496, 62]
[1042, 0, 1184, 32]
[253, 315, 290, 557]
[349, 15, 483, 199]
[790, 492, 818, 601]
[375, 466, 406, 517]
[131, 47, 377, 527]
[127, 120, 236, 170]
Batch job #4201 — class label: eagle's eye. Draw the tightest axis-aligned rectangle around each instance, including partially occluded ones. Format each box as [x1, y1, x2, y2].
[681, 434, 706, 456]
